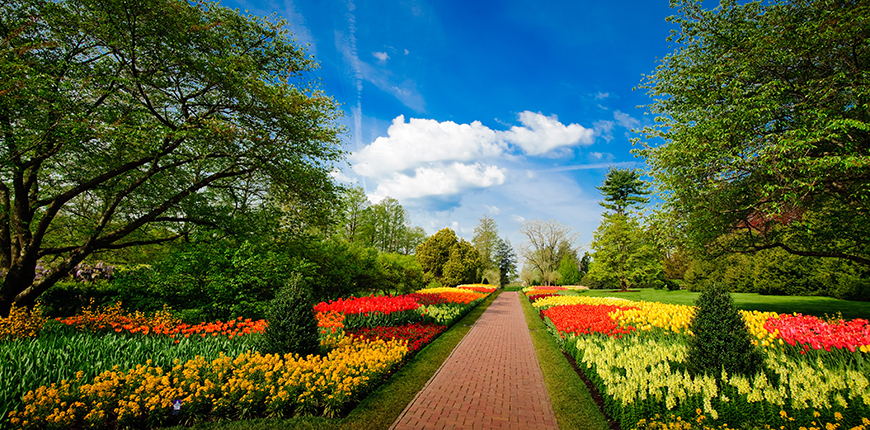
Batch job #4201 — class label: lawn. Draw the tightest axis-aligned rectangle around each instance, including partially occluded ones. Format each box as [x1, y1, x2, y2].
[581, 288, 870, 320]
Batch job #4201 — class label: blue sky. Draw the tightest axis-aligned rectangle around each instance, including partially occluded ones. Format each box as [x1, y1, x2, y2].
[224, 0, 680, 253]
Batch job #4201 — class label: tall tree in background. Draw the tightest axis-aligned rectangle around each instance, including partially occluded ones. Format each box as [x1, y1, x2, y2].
[518, 219, 578, 285]
[415, 228, 458, 282]
[361, 197, 407, 253]
[442, 239, 483, 287]
[636, 0, 870, 266]
[597, 168, 651, 216]
[472, 215, 499, 268]
[0, 0, 344, 316]
[494, 237, 517, 287]
[339, 187, 369, 243]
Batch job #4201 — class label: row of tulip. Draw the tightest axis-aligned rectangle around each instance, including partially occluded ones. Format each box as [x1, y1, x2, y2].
[526, 290, 870, 429]
[8, 337, 409, 428]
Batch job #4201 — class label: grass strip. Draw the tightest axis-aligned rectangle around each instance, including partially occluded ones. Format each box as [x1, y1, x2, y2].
[520, 292, 611, 430]
[169, 291, 502, 430]
[581, 288, 870, 320]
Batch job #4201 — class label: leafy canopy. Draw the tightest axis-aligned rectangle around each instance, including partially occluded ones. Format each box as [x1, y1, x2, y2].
[0, 0, 344, 315]
[596, 168, 650, 216]
[635, 0, 870, 266]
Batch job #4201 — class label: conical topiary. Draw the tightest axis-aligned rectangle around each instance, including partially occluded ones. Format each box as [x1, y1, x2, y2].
[686, 283, 764, 378]
[257, 273, 320, 357]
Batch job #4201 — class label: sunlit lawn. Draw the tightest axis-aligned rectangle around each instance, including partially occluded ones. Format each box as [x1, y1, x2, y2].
[581, 288, 870, 320]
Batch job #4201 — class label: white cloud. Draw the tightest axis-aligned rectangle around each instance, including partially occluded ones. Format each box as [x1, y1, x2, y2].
[350, 115, 503, 177]
[614, 110, 640, 130]
[595, 92, 610, 100]
[484, 205, 501, 215]
[372, 51, 389, 63]
[589, 152, 603, 160]
[511, 214, 526, 223]
[404, 49, 410, 55]
[370, 162, 507, 202]
[500, 111, 595, 156]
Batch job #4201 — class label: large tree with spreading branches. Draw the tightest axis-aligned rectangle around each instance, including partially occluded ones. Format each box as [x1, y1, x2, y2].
[0, 0, 345, 316]
[636, 0, 870, 266]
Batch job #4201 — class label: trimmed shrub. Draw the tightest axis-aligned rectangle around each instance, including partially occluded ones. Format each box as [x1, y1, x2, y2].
[686, 284, 764, 378]
[256, 274, 320, 357]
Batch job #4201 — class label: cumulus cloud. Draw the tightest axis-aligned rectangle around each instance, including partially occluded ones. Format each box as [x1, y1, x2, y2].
[351, 111, 597, 177]
[500, 111, 595, 156]
[350, 115, 503, 177]
[372, 51, 389, 63]
[369, 162, 507, 202]
[511, 215, 526, 223]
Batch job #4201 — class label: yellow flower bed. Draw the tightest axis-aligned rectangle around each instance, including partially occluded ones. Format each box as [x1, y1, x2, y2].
[8, 337, 409, 428]
[532, 294, 635, 310]
[0, 304, 46, 341]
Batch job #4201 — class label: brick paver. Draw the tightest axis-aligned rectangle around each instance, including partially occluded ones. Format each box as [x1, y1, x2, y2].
[390, 292, 558, 430]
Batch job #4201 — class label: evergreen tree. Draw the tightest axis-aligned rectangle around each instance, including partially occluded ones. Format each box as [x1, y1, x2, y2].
[686, 284, 764, 378]
[257, 274, 320, 357]
[596, 168, 651, 216]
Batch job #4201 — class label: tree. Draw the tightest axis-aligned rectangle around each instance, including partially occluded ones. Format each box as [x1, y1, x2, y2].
[361, 197, 408, 253]
[596, 168, 650, 216]
[415, 228, 458, 281]
[557, 254, 583, 286]
[636, 0, 870, 267]
[338, 186, 370, 243]
[397, 226, 427, 255]
[587, 214, 663, 291]
[518, 219, 578, 286]
[472, 215, 499, 270]
[0, 0, 343, 316]
[494, 237, 517, 288]
[442, 239, 483, 287]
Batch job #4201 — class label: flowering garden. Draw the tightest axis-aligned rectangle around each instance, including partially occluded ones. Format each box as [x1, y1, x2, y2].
[523, 286, 870, 430]
[0, 284, 495, 429]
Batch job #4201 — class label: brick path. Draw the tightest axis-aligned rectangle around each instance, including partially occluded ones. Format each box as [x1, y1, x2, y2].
[390, 292, 558, 430]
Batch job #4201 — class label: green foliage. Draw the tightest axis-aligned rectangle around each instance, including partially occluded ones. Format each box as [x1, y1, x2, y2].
[596, 168, 651, 216]
[683, 247, 870, 301]
[587, 214, 664, 291]
[472, 215, 500, 270]
[556, 254, 583, 286]
[636, 0, 870, 267]
[441, 240, 483, 287]
[686, 284, 765, 378]
[257, 275, 320, 357]
[376, 253, 425, 295]
[415, 228, 459, 280]
[494, 237, 518, 288]
[0, 0, 344, 316]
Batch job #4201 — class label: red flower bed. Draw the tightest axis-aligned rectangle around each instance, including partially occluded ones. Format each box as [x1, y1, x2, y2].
[347, 323, 447, 353]
[314, 295, 421, 315]
[765, 314, 870, 353]
[542, 304, 638, 337]
[405, 293, 450, 306]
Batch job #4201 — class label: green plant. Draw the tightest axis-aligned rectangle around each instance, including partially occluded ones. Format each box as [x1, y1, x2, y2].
[686, 284, 764, 378]
[257, 274, 320, 357]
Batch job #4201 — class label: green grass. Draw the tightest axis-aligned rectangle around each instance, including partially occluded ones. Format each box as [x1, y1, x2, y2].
[519, 292, 610, 430]
[164, 291, 502, 430]
[581, 288, 870, 320]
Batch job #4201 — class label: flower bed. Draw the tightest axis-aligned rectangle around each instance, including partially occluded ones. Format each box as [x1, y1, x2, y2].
[526, 290, 870, 429]
[8, 337, 409, 428]
[347, 323, 447, 353]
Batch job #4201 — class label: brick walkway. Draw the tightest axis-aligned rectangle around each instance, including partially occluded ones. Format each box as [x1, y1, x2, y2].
[390, 292, 558, 430]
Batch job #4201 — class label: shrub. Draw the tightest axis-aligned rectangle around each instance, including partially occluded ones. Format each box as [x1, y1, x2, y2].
[686, 284, 764, 378]
[256, 274, 320, 356]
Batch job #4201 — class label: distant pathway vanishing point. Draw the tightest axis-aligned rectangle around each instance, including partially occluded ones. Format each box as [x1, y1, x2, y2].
[390, 291, 558, 430]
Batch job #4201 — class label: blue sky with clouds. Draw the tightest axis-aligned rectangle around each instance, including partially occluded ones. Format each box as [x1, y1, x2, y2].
[223, 0, 680, 252]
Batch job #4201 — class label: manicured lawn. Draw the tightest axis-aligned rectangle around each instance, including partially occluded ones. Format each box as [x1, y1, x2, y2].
[519, 293, 610, 430]
[581, 288, 870, 320]
[163, 291, 501, 430]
